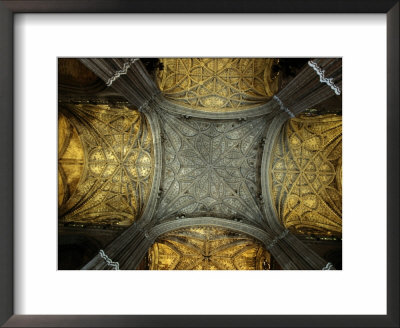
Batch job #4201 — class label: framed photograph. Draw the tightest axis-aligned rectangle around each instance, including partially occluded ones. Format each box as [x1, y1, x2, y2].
[1, 1, 398, 327]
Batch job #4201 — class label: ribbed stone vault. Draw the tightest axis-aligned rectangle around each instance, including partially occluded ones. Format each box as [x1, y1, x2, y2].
[60, 58, 342, 270]
[155, 111, 270, 227]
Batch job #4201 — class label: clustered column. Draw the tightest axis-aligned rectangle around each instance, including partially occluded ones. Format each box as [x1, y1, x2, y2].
[264, 58, 341, 270]
[78, 58, 160, 270]
[81, 222, 154, 270]
[267, 232, 332, 270]
[79, 58, 160, 110]
[272, 58, 342, 118]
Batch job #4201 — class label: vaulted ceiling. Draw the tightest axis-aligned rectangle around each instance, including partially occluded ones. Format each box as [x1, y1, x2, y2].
[156, 58, 279, 111]
[149, 226, 271, 270]
[59, 103, 153, 226]
[58, 58, 342, 270]
[270, 114, 342, 236]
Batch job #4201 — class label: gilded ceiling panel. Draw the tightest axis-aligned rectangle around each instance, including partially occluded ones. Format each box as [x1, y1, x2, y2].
[58, 104, 153, 226]
[156, 58, 279, 112]
[270, 114, 342, 236]
[156, 113, 267, 222]
[58, 113, 85, 207]
[149, 226, 271, 270]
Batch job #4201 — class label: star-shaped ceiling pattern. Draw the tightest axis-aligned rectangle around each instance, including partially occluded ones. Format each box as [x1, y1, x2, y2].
[155, 112, 267, 224]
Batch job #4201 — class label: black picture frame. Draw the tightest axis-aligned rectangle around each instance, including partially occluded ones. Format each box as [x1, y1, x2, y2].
[1, 1, 398, 327]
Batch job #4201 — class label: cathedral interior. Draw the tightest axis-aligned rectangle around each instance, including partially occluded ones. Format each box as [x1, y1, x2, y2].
[58, 58, 342, 270]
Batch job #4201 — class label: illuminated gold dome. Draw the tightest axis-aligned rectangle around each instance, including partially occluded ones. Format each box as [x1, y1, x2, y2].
[58, 104, 154, 226]
[149, 226, 271, 270]
[157, 58, 279, 112]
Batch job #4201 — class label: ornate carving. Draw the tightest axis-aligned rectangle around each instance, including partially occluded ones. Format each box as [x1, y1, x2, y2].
[99, 250, 119, 270]
[106, 58, 139, 87]
[148, 226, 271, 270]
[156, 113, 267, 223]
[59, 104, 154, 226]
[270, 114, 342, 236]
[156, 58, 279, 112]
[322, 262, 335, 270]
[308, 60, 341, 95]
[58, 57, 343, 271]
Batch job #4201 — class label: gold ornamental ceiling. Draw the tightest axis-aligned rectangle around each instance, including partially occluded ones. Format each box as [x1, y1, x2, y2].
[58, 58, 342, 270]
[156, 58, 279, 112]
[58, 104, 154, 226]
[58, 113, 85, 208]
[148, 226, 271, 270]
[270, 114, 342, 236]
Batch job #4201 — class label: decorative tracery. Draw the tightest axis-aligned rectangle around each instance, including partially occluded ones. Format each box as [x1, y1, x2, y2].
[270, 114, 342, 236]
[149, 226, 271, 270]
[58, 58, 343, 271]
[156, 58, 279, 111]
[156, 113, 267, 222]
[58, 104, 154, 226]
